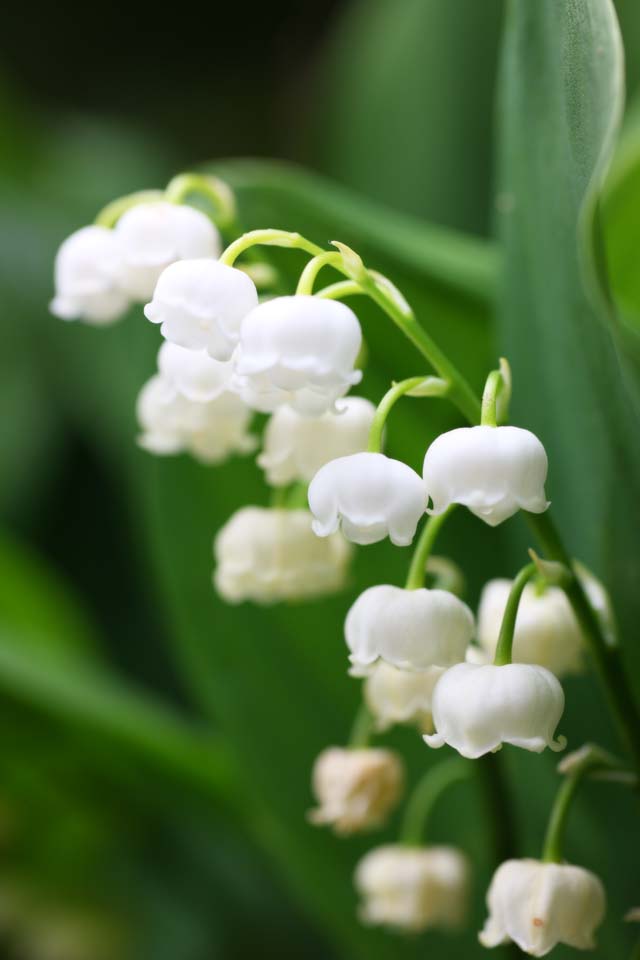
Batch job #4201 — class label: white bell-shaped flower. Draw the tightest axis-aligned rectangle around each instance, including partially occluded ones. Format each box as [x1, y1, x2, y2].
[423, 425, 549, 526]
[234, 295, 362, 416]
[364, 662, 445, 733]
[157, 341, 235, 403]
[479, 859, 606, 956]
[308, 452, 426, 546]
[424, 662, 566, 758]
[213, 507, 351, 604]
[257, 397, 375, 486]
[136, 374, 254, 464]
[145, 259, 259, 360]
[115, 201, 220, 300]
[308, 747, 404, 836]
[355, 844, 469, 932]
[345, 584, 474, 675]
[50, 225, 130, 324]
[478, 579, 585, 677]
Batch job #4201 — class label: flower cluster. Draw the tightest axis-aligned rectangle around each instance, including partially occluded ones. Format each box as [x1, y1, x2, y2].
[52, 179, 626, 955]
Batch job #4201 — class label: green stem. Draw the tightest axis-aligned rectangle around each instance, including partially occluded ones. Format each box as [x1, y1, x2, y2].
[404, 508, 455, 590]
[400, 757, 470, 846]
[493, 561, 537, 665]
[541, 744, 625, 863]
[296, 252, 342, 296]
[367, 377, 433, 453]
[219, 229, 324, 267]
[528, 512, 640, 773]
[94, 190, 164, 228]
[481, 369, 503, 427]
[315, 280, 364, 300]
[477, 752, 518, 866]
[348, 700, 374, 749]
[358, 273, 481, 424]
[164, 172, 236, 230]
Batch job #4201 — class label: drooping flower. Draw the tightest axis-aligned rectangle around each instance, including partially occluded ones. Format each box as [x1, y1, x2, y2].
[115, 201, 220, 300]
[423, 425, 549, 527]
[308, 452, 426, 546]
[234, 295, 362, 416]
[345, 584, 474, 675]
[479, 859, 606, 956]
[136, 374, 254, 463]
[50, 225, 130, 324]
[308, 747, 403, 835]
[477, 579, 585, 676]
[157, 341, 235, 403]
[424, 662, 566, 759]
[364, 662, 445, 733]
[257, 397, 375, 486]
[213, 507, 351, 604]
[355, 844, 469, 932]
[145, 258, 258, 360]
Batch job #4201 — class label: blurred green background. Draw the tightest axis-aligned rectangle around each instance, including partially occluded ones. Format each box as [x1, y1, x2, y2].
[1, 1, 640, 957]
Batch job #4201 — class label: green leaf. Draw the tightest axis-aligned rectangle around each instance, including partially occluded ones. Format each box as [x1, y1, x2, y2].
[498, 2, 639, 952]
[315, 0, 504, 235]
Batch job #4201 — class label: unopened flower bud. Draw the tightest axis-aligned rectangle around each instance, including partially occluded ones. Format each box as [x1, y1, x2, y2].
[308, 452, 426, 546]
[213, 507, 351, 604]
[355, 844, 469, 932]
[364, 662, 445, 733]
[257, 397, 375, 486]
[116, 201, 220, 300]
[309, 747, 403, 835]
[423, 425, 549, 527]
[345, 584, 473, 675]
[50, 225, 129, 324]
[145, 258, 258, 360]
[234, 296, 362, 416]
[424, 662, 566, 759]
[480, 859, 605, 955]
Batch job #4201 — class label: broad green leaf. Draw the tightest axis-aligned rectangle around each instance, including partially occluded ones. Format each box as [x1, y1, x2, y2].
[316, 0, 503, 235]
[497, 1, 639, 953]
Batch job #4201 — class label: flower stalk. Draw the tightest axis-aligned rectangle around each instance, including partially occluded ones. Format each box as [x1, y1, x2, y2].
[400, 756, 470, 846]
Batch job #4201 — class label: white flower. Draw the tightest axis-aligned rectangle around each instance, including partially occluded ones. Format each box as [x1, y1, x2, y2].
[479, 859, 606, 956]
[308, 452, 426, 546]
[50, 225, 129, 324]
[257, 397, 375, 486]
[213, 507, 352, 604]
[364, 662, 445, 733]
[345, 584, 474, 675]
[308, 747, 403, 835]
[424, 662, 566, 759]
[478, 579, 585, 677]
[157, 341, 235, 403]
[136, 374, 254, 464]
[145, 259, 258, 361]
[115, 201, 220, 300]
[355, 844, 469, 932]
[423, 425, 549, 526]
[234, 295, 362, 416]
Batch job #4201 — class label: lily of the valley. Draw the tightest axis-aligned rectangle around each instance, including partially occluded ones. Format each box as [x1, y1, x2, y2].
[213, 507, 351, 604]
[424, 662, 566, 758]
[480, 859, 606, 956]
[423, 425, 549, 526]
[50, 225, 130, 324]
[257, 396, 375, 486]
[355, 844, 469, 932]
[116, 201, 220, 300]
[309, 747, 404, 836]
[234, 295, 362, 416]
[364, 662, 445, 733]
[345, 584, 474, 675]
[308, 452, 426, 546]
[145, 259, 259, 360]
[157, 341, 236, 403]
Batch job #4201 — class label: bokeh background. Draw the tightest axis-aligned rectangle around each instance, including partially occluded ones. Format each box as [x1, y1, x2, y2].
[1, 1, 640, 958]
